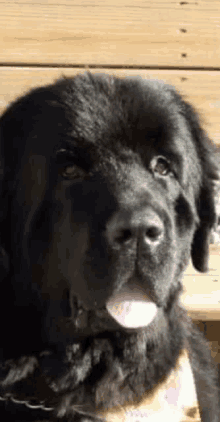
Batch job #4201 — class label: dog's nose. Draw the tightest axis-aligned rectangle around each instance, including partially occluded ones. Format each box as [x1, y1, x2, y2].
[106, 209, 164, 249]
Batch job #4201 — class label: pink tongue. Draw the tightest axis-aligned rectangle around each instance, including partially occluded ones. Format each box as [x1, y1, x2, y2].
[106, 285, 158, 328]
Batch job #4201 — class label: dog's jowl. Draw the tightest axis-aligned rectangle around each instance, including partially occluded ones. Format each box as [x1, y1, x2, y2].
[0, 72, 219, 421]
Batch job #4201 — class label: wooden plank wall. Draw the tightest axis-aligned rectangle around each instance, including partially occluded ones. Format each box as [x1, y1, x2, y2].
[1, 0, 220, 352]
[1, 0, 220, 145]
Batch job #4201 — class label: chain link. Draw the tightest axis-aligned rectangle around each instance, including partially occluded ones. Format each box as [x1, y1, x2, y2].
[0, 393, 54, 411]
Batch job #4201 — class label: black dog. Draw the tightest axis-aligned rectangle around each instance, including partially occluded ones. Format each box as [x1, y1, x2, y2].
[0, 72, 219, 421]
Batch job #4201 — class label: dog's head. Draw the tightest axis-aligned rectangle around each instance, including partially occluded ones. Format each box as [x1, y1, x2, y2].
[0, 73, 219, 416]
[0, 73, 218, 342]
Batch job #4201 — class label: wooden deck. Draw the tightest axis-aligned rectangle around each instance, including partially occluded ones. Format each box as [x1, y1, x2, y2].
[182, 245, 220, 320]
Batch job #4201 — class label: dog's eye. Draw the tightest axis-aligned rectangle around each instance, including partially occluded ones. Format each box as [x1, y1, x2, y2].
[56, 149, 89, 180]
[150, 156, 171, 176]
[59, 165, 86, 180]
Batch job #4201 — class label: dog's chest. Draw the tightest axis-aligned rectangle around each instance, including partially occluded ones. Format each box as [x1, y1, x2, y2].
[97, 350, 200, 422]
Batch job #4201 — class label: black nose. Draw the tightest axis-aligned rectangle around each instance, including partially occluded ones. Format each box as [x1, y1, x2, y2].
[106, 208, 164, 249]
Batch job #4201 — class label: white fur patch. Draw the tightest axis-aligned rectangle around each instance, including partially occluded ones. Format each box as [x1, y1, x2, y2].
[106, 285, 158, 328]
[97, 349, 200, 422]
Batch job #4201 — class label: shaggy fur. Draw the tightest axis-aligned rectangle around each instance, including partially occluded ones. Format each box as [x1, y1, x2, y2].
[0, 72, 219, 421]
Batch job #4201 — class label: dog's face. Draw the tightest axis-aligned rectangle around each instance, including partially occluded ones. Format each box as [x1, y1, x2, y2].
[0, 73, 218, 347]
[0, 73, 218, 342]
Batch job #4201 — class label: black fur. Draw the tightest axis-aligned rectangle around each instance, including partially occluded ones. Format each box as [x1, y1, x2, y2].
[0, 72, 219, 421]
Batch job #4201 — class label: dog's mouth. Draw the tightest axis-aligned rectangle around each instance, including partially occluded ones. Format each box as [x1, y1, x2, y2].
[72, 284, 158, 335]
[106, 286, 158, 328]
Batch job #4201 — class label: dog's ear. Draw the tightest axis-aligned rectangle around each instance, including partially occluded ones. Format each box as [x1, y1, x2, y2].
[0, 129, 10, 278]
[191, 184, 217, 272]
[0, 87, 64, 276]
[0, 90, 53, 279]
[180, 100, 219, 272]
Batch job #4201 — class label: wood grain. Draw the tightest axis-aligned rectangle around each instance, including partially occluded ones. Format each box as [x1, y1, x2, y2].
[182, 245, 220, 320]
[1, 0, 220, 68]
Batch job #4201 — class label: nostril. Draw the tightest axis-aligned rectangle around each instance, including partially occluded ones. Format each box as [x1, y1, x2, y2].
[145, 225, 163, 242]
[106, 210, 164, 248]
[115, 229, 132, 244]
